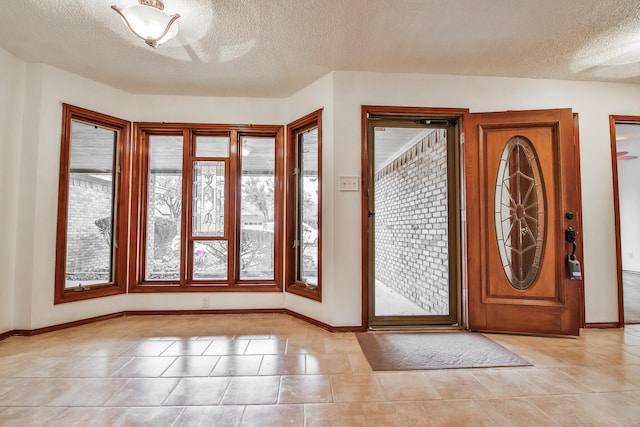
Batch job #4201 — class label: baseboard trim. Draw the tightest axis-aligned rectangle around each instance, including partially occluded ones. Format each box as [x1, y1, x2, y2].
[284, 309, 366, 333]
[10, 312, 126, 336]
[125, 308, 288, 316]
[584, 322, 621, 329]
[2, 309, 363, 338]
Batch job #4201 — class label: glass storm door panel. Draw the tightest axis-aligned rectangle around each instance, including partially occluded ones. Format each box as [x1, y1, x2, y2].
[466, 109, 582, 336]
[369, 123, 458, 326]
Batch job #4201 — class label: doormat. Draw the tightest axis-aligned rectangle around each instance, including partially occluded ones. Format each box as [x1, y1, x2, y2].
[356, 332, 531, 371]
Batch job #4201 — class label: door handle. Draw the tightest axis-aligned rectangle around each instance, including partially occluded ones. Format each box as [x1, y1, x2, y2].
[565, 226, 578, 258]
[565, 226, 582, 280]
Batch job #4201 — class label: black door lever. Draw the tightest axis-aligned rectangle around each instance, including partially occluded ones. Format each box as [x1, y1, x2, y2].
[565, 226, 582, 280]
[565, 227, 577, 258]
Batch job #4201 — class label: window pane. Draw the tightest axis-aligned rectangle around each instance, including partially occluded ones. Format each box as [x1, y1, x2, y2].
[65, 120, 116, 288]
[145, 135, 183, 281]
[193, 240, 228, 280]
[298, 128, 319, 287]
[196, 136, 229, 157]
[193, 161, 225, 237]
[240, 137, 275, 280]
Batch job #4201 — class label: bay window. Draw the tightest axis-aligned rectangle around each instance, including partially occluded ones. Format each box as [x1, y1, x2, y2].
[56, 106, 290, 300]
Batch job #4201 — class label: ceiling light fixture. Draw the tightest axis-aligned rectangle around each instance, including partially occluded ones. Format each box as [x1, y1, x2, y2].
[111, 0, 180, 48]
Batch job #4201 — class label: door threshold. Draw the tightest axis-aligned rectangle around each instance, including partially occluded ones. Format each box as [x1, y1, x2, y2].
[367, 324, 467, 332]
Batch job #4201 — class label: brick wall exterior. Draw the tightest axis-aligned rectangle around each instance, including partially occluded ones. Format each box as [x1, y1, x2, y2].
[374, 128, 449, 314]
[66, 174, 113, 280]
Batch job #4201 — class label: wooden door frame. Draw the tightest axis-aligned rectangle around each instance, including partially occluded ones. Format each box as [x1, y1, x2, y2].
[573, 113, 587, 328]
[609, 115, 640, 327]
[360, 105, 469, 329]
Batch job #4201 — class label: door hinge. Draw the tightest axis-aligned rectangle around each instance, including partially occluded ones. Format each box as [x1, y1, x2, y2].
[116, 165, 122, 174]
[460, 132, 465, 146]
[293, 167, 299, 176]
[115, 239, 119, 249]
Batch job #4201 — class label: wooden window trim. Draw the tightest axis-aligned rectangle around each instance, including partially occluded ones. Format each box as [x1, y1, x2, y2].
[286, 109, 323, 301]
[129, 123, 284, 293]
[54, 104, 131, 304]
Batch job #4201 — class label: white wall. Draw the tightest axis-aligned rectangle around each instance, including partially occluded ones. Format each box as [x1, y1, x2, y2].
[11, 63, 41, 330]
[131, 94, 284, 124]
[14, 64, 136, 329]
[0, 48, 25, 333]
[332, 70, 640, 324]
[618, 158, 640, 272]
[282, 73, 337, 326]
[5, 56, 640, 331]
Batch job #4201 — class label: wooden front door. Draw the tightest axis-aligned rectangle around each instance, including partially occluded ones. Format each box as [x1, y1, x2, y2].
[466, 109, 583, 336]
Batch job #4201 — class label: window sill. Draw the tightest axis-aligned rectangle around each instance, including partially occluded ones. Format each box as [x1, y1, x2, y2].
[286, 282, 321, 301]
[129, 283, 283, 293]
[55, 285, 124, 305]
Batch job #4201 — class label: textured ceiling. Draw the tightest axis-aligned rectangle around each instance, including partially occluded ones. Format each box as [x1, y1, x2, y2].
[1, 0, 639, 98]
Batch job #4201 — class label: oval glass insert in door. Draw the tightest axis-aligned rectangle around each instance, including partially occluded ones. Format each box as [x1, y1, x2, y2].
[494, 136, 547, 290]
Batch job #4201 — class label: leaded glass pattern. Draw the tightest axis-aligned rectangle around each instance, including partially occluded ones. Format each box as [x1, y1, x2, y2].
[193, 161, 225, 237]
[494, 136, 546, 290]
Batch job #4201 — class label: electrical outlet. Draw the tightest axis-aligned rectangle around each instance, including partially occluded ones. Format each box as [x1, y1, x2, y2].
[339, 176, 360, 192]
[201, 296, 210, 308]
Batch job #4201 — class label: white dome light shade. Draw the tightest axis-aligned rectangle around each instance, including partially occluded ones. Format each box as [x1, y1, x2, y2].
[112, 1, 180, 48]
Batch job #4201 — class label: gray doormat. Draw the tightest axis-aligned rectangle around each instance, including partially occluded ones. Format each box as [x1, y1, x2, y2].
[356, 332, 531, 371]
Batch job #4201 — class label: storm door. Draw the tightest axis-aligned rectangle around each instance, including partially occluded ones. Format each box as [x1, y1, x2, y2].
[364, 113, 462, 327]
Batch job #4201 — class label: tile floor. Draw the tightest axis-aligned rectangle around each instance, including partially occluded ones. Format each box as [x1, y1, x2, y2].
[0, 314, 639, 426]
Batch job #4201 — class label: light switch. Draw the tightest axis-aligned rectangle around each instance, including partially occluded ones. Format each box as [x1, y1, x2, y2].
[339, 176, 360, 192]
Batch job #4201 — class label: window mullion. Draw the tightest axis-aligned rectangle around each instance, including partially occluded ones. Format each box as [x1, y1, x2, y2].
[182, 129, 192, 286]
[229, 130, 239, 285]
